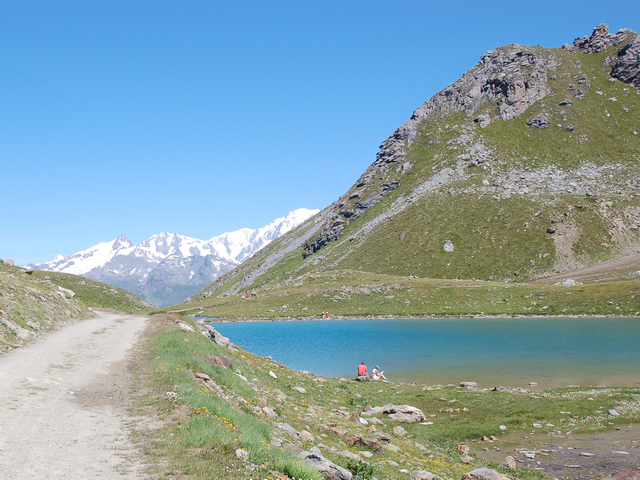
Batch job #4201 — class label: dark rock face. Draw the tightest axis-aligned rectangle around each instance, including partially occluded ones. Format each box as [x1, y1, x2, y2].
[562, 24, 628, 54]
[611, 34, 640, 89]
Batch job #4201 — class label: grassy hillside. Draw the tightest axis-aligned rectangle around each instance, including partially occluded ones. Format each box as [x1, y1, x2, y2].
[30, 270, 153, 313]
[167, 270, 639, 319]
[0, 262, 93, 352]
[182, 28, 640, 314]
[0, 262, 152, 353]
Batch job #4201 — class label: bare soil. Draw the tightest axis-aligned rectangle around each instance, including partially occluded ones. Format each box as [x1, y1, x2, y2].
[0, 310, 150, 479]
[528, 252, 640, 284]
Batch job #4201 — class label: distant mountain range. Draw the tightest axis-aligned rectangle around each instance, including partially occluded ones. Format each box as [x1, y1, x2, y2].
[28, 208, 319, 307]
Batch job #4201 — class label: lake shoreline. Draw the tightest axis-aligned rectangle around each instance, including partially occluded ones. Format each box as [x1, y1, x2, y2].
[194, 312, 639, 323]
[199, 316, 640, 390]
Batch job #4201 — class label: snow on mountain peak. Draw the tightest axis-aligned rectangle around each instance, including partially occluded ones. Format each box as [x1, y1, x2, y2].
[29, 208, 319, 304]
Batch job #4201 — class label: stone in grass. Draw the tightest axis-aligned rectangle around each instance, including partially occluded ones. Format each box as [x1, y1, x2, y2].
[460, 455, 474, 464]
[299, 430, 314, 443]
[261, 406, 277, 419]
[462, 467, 511, 480]
[500, 456, 517, 469]
[412, 471, 445, 480]
[291, 386, 307, 394]
[275, 422, 298, 438]
[206, 354, 232, 369]
[393, 426, 407, 436]
[299, 447, 353, 480]
[235, 448, 249, 460]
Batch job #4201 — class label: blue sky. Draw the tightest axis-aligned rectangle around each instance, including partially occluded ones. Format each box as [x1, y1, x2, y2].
[2, 1, 639, 265]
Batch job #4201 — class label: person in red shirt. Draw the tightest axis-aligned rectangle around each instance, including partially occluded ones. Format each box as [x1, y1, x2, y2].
[357, 362, 368, 381]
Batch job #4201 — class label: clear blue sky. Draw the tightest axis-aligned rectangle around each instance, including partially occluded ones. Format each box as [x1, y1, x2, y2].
[2, 1, 639, 265]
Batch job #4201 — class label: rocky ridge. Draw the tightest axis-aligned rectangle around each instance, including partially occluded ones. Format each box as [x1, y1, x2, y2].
[304, 24, 638, 259]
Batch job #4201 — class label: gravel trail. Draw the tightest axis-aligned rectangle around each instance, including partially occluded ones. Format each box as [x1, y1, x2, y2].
[0, 310, 150, 479]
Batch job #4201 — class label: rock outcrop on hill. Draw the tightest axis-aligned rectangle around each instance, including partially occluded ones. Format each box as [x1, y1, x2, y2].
[303, 24, 639, 259]
[193, 24, 640, 299]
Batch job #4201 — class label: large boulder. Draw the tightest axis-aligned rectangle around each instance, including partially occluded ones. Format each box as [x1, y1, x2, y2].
[384, 404, 426, 423]
[202, 325, 233, 347]
[299, 447, 353, 480]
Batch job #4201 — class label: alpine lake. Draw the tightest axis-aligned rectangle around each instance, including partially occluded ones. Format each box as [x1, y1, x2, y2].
[202, 317, 640, 390]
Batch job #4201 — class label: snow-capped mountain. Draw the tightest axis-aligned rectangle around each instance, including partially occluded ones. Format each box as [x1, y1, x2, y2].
[28, 208, 319, 307]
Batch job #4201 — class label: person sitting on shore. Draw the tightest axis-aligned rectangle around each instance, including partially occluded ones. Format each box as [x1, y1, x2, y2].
[357, 362, 368, 381]
[371, 366, 388, 382]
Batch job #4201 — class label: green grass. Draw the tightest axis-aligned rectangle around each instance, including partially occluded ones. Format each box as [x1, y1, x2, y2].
[30, 270, 153, 313]
[0, 263, 93, 351]
[165, 270, 640, 319]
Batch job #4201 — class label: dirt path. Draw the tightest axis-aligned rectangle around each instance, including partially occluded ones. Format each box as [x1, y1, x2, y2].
[527, 252, 640, 284]
[0, 310, 150, 479]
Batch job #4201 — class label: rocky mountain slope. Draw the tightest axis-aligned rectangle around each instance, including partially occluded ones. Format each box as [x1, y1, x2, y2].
[29, 208, 318, 307]
[191, 24, 640, 302]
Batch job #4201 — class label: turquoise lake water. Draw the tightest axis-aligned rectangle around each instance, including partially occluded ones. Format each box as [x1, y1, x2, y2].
[205, 317, 640, 389]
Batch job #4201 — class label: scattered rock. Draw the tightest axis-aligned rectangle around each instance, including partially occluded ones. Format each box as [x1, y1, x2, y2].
[3, 258, 14, 266]
[458, 444, 470, 455]
[474, 114, 491, 128]
[393, 426, 407, 436]
[369, 404, 425, 423]
[500, 456, 517, 469]
[443, 240, 455, 253]
[461, 467, 511, 480]
[460, 455, 474, 464]
[269, 370, 277, 378]
[202, 325, 233, 347]
[262, 406, 278, 419]
[412, 470, 445, 480]
[331, 427, 349, 437]
[299, 430, 315, 443]
[346, 434, 384, 453]
[207, 354, 233, 369]
[275, 423, 298, 438]
[235, 448, 249, 460]
[609, 409, 621, 416]
[383, 443, 401, 453]
[175, 321, 194, 332]
[291, 386, 307, 394]
[347, 412, 359, 423]
[460, 381, 478, 389]
[527, 113, 551, 128]
[299, 448, 353, 480]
